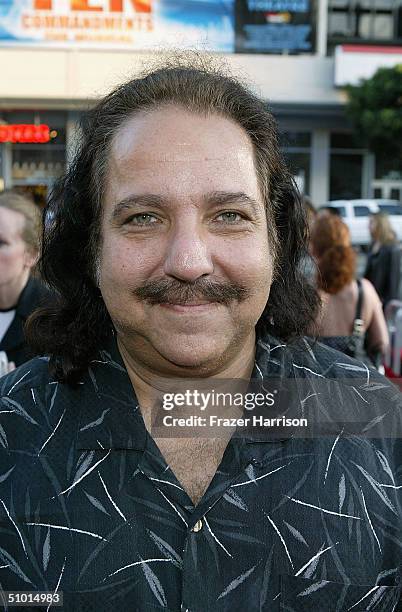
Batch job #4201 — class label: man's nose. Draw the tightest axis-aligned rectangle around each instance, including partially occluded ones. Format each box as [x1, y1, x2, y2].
[163, 228, 214, 282]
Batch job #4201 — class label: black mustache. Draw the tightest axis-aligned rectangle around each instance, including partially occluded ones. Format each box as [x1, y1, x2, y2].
[134, 278, 250, 305]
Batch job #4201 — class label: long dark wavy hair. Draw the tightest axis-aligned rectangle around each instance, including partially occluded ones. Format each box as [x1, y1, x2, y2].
[26, 54, 320, 384]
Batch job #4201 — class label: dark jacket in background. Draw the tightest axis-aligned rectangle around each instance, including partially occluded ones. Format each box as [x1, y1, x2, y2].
[0, 275, 52, 366]
[364, 243, 402, 307]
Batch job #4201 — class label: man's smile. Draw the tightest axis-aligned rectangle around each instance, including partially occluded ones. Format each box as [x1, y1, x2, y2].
[158, 301, 220, 313]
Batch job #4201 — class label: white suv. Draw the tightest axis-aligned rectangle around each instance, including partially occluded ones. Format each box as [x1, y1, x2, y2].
[324, 199, 402, 247]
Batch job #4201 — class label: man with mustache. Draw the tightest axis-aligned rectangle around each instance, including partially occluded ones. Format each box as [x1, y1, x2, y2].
[0, 58, 401, 612]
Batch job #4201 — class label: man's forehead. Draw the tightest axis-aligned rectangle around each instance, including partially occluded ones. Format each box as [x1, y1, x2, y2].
[103, 105, 264, 212]
[110, 105, 255, 165]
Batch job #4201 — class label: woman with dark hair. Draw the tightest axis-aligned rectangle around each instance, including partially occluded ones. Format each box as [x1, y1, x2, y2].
[310, 214, 389, 364]
[364, 211, 401, 307]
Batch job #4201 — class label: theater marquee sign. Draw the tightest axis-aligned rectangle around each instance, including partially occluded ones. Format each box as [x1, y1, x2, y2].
[0, 0, 234, 51]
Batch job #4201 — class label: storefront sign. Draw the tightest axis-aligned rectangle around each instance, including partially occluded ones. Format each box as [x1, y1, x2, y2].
[0, 0, 234, 51]
[0, 124, 51, 143]
[335, 45, 402, 86]
[235, 0, 315, 53]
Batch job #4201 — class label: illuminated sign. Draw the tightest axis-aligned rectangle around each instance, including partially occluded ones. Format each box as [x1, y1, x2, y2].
[0, 124, 51, 144]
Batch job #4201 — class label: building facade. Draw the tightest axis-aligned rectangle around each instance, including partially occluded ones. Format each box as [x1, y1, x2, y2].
[0, 0, 401, 208]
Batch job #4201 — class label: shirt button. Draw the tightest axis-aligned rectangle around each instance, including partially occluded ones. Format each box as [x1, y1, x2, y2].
[251, 458, 262, 467]
[192, 519, 203, 533]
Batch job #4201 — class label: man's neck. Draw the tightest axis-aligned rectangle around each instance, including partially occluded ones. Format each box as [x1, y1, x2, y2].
[0, 271, 30, 310]
[117, 333, 257, 505]
[118, 332, 257, 428]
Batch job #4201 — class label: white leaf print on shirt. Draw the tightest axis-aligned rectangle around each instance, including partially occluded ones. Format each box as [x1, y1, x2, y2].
[339, 474, 346, 513]
[42, 527, 50, 571]
[141, 559, 168, 607]
[217, 564, 257, 599]
[0, 546, 33, 585]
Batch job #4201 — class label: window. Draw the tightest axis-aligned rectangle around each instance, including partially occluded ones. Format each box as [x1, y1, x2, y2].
[334, 206, 346, 217]
[1, 111, 67, 189]
[354, 206, 371, 217]
[378, 204, 402, 215]
[327, 0, 402, 53]
[330, 153, 363, 200]
[12, 146, 65, 181]
[330, 133, 363, 150]
[279, 132, 311, 148]
[284, 152, 311, 195]
[280, 131, 311, 195]
[375, 153, 402, 180]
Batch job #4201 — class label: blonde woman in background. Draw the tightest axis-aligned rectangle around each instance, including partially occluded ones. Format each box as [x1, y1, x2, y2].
[364, 211, 402, 308]
[310, 215, 389, 366]
[0, 191, 51, 370]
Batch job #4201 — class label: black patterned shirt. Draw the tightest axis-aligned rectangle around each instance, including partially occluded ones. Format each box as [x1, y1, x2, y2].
[0, 333, 402, 611]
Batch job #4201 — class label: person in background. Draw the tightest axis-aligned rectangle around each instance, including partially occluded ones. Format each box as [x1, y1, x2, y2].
[302, 195, 317, 231]
[0, 190, 50, 368]
[310, 214, 389, 365]
[364, 211, 402, 308]
[316, 205, 341, 218]
[300, 195, 317, 281]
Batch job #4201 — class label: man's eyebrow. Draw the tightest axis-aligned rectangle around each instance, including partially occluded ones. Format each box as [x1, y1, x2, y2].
[110, 191, 263, 221]
[111, 194, 165, 220]
[204, 191, 263, 214]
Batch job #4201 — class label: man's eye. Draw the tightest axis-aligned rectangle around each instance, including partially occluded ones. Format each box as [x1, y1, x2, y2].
[215, 211, 245, 224]
[127, 214, 159, 225]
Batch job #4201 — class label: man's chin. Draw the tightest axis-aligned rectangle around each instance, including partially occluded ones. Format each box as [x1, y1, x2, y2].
[157, 347, 219, 370]
[151, 336, 229, 372]
[115, 321, 240, 373]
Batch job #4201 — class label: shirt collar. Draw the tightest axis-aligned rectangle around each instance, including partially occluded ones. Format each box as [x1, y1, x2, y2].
[76, 335, 146, 451]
